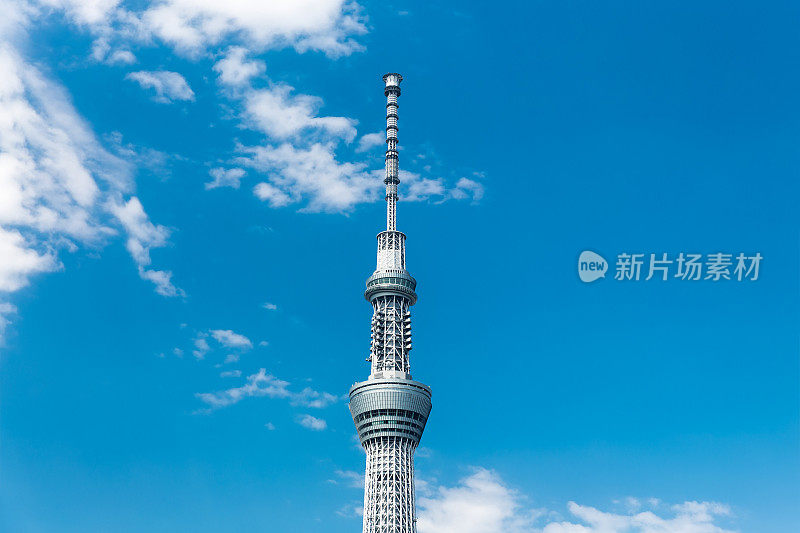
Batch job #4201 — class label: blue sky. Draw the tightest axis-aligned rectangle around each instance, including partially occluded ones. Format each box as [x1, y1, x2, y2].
[0, 1, 798, 532]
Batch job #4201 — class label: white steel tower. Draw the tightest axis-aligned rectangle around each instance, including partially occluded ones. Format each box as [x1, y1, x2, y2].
[349, 73, 432, 533]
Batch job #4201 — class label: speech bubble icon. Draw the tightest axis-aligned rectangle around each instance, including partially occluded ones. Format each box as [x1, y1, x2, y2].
[578, 251, 608, 283]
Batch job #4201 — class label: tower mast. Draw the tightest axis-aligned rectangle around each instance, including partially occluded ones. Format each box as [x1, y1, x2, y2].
[349, 73, 432, 533]
[384, 73, 400, 232]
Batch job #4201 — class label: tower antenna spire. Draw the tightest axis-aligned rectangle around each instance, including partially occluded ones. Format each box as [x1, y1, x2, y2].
[382, 73, 402, 231]
[349, 73, 432, 533]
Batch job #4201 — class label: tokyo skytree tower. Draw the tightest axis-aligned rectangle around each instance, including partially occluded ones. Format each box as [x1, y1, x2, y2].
[349, 73, 432, 533]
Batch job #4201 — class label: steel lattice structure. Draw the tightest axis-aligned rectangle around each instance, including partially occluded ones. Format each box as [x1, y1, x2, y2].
[349, 73, 432, 533]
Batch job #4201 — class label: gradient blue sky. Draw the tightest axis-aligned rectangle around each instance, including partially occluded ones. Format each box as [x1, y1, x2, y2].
[1, 1, 798, 532]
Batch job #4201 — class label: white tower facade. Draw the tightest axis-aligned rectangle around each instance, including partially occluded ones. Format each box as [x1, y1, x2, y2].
[349, 73, 432, 533]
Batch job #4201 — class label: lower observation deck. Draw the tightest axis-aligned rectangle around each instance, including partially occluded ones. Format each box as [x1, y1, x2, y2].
[349, 377, 432, 446]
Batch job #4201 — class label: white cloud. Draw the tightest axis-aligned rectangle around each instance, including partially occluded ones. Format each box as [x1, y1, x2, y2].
[418, 469, 539, 533]
[0, 43, 125, 242]
[213, 46, 265, 87]
[91, 38, 136, 65]
[126, 70, 195, 103]
[220, 370, 241, 378]
[0, 0, 485, 349]
[195, 367, 339, 412]
[400, 171, 485, 204]
[27, 0, 367, 63]
[192, 335, 210, 359]
[205, 167, 245, 190]
[244, 84, 356, 141]
[117, 2, 478, 216]
[187, 328, 253, 360]
[245, 149, 484, 212]
[0, 229, 59, 292]
[355, 131, 384, 153]
[404, 175, 446, 202]
[264, 421, 276, 430]
[416, 469, 737, 533]
[109, 197, 166, 264]
[24, 0, 367, 61]
[109, 197, 183, 297]
[138, 267, 182, 297]
[51, 0, 121, 26]
[27, 0, 483, 216]
[137, 0, 366, 57]
[297, 413, 327, 431]
[245, 143, 378, 212]
[262, 302, 278, 310]
[210, 328, 252, 349]
[542, 501, 735, 533]
[108, 49, 136, 64]
[0, 10, 180, 341]
[451, 177, 485, 202]
[253, 181, 292, 208]
[291, 387, 339, 408]
[196, 368, 291, 409]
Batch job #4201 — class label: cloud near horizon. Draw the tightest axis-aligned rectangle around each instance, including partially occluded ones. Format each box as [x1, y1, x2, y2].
[415, 469, 737, 533]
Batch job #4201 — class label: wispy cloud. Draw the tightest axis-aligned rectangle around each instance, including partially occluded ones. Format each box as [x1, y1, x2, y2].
[0, 303, 17, 344]
[0, 4, 180, 342]
[244, 147, 484, 212]
[126, 70, 195, 103]
[291, 387, 339, 408]
[332, 470, 364, 489]
[189, 328, 253, 360]
[210, 329, 253, 350]
[205, 167, 246, 190]
[297, 414, 327, 431]
[192, 335, 210, 359]
[195, 368, 339, 412]
[109, 197, 183, 297]
[541, 500, 735, 533]
[91, 38, 136, 65]
[196, 368, 290, 409]
[336, 502, 364, 518]
[262, 302, 278, 310]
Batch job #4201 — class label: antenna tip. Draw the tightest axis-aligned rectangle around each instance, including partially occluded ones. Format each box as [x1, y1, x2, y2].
[382, 73, 403, 86]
